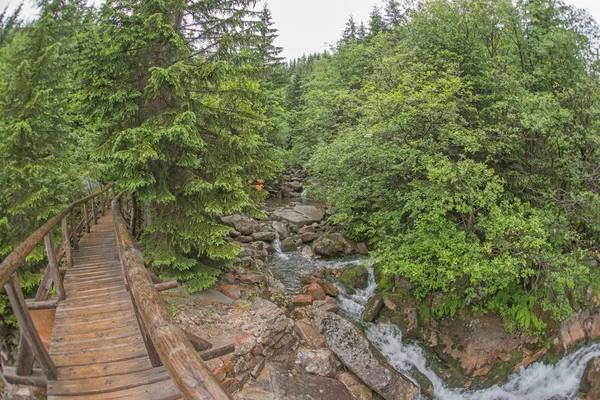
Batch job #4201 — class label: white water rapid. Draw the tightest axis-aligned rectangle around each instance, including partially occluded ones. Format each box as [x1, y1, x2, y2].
[271, 230, 289, 260]
[334, 264, 600, 400]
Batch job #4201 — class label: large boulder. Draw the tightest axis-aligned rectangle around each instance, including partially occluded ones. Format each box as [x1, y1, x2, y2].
[222, 214, 259, 235]
[235, 362, 354, 400]
[252, 231, 277, 242]
[313, 311, 419, 400]
[312, 233, 357, 257]
[296, 348, 338, 378]
[363, 294, 384, 322]
[339, 264, 369, 290]
[280, 238, 298, 253]
[580, 357, 600, 399]
[272, 221, 289, 239]
[272, 205, 325, 228]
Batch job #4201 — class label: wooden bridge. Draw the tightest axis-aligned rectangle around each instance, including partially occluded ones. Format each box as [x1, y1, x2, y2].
[0, 186, 232, 399]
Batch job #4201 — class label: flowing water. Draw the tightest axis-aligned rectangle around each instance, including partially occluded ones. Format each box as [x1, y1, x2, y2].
[266, 250, 599, 400]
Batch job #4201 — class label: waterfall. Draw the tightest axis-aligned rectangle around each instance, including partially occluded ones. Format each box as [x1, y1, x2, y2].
[335, 265, 600, 400]
[272, 230, 289, 260]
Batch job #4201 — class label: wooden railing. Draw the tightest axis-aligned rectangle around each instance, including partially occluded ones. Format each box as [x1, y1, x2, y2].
[0, 184, 114, 385]
[111, 194, 232, 400]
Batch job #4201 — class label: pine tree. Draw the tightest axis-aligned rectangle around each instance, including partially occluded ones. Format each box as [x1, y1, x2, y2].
[368, 6, 386, 37]
[77, 0, 279, 291]
[342, 15, 357, 44]
[0, 0, 82, 259]
[256, 5, 284, 67]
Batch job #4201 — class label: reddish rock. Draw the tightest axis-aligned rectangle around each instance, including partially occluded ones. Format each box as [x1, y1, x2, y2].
[221, 273, 236, 285]
[304, 283, 326, 300]
[213, 366, 227, 382]
[338, 372, 373, 400]
[590, 314, 600, 338]
[301, 275, 319, 285]
[296, 348, 337, 377]
[221, 284, 241, 300]
[560, 317, 586, 351]
[294, 321, 326, 349]
[240, 274, 265, 284]
[252, 344, 264, 357]
[230, 230, 241, 238]
[234, 333, 257, 356]
[293, 294, 315, 307]
[321, 281, 339, 297]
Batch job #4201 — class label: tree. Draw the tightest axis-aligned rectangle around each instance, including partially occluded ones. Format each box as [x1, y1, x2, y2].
[368, 6, 386, 37]
[77, 0, 279, 291]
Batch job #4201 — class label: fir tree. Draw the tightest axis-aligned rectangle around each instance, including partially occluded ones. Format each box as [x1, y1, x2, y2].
[77, 0, 279, 291]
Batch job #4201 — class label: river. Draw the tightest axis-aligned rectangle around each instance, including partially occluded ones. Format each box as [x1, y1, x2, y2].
[266, 244, 600, 400]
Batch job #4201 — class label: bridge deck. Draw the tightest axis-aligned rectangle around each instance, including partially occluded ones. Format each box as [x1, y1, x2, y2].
[46, 211, 181, 399]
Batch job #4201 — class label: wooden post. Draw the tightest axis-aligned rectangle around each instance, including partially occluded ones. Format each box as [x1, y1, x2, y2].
[44, 231, 65, 301]
[131, 193, 138, 237]
[84, 202, 90, 233]
[91, 197, 98, 225]
[70, 208, 78, 250]
[15, 332, 35, 376]
[5, 275, 57, 380]
[61, 216, 73, 268]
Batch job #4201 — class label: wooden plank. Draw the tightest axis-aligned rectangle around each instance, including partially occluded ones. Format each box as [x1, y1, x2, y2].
[47, 376, 181, 400]
[5, 275, 57, 380]
[2, 367, 47, 387]
[51, 316, 138, 335]
[44, 232, 65, 301]
[56, 356, 152, 380]
[50, 335, 145, 355]
[50, 343, 148, 367]
[51, 327, 139, 346]
[48, 365, 171, 396]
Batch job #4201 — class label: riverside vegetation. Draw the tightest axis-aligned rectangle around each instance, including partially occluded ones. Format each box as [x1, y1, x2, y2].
[0, 0, 599, 393]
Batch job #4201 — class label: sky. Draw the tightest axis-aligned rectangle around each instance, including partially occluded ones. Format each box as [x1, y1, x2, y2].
[1, 0, 599, 60]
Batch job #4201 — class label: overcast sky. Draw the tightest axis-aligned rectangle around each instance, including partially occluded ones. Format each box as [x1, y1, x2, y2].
[1, 0, 599, 59]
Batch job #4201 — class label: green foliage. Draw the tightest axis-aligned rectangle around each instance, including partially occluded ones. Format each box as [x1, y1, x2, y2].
[287, 0, 600, 331]
[76, 0, 280, 291]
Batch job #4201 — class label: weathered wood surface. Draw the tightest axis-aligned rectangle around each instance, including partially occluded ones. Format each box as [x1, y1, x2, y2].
[47, 212, 182, 400]
[112, 196, 233, 400]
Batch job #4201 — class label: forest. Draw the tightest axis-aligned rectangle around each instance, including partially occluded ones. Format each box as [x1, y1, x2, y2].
[1, 0, 599, 338]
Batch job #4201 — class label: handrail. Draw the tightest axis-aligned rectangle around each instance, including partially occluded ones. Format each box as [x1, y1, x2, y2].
[0, 184, 114, 289]
[111, 194, 232, 400]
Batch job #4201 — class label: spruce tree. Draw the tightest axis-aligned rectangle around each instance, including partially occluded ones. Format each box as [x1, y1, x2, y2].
[77, 0, 278, 291]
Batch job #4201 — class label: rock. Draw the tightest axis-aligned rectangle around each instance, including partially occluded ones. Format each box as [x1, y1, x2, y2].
[234, 333, 258, 356]
[240, 274, 265, 285]
[252, 231, 277, 242]
[251, 297, 280, 311]
[293, 294, 315, 307]
[357, 242, 369, 255]
[301, 231, 321, 243]
[300, 245, 315, 258]
[339, 264, 369, 290]
[294, 205, 325, 222]
[221, 285, 242, 300]
[221, 273, 236, 285]
[301, 275, 319, 285]
[296, 348, 338, 378]
[239, 236, 253, 243]
[363, 293, 384, 322]
[235, 362, 354, 400]
[304, 283, 326, 301]
[222, 214, 259, 235]
[313, 298, 339, 313]
[313, 311, 419, 400]
[580, 357, 600, 399]
[280, 238, 298, 253]
[312, 233, 357, 257]
[272, 221, 289, 239]
[337, 372, 373, 400]
[321, 281, 339, 297]
[294, 321, 326, 349]
[559, 314, 587, 352]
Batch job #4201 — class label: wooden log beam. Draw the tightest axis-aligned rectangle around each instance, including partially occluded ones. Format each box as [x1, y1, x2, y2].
[2, 367, 47, 387]
[84, 202, 91, 233]
[5, 275, 57, 380]
[182, 328, 212, 352]
[44, 232, 65, 301]
[112, 196, 232, 400]
[26, 299, 59, 310]
[15, 332, 34, 376]
[61, 216, 73, 268]
[70, 208, 78, 250]
[0, 184, 113, 289]
[155, 280, 178, 292]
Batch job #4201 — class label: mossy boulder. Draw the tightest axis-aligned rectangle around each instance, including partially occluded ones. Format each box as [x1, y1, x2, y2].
[312, 233, 357, 257]
[339, 264, 369, 290]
